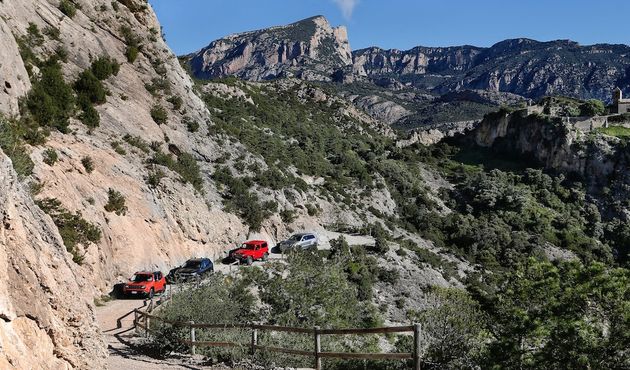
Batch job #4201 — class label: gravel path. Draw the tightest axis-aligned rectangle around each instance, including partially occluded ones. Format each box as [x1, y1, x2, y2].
[95, 296, 209, 370]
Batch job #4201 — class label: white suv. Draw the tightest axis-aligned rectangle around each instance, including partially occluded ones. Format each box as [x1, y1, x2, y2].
[278, 233, 318, 252]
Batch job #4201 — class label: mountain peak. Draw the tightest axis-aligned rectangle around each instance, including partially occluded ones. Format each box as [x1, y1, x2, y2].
[187, 15, 351, 81]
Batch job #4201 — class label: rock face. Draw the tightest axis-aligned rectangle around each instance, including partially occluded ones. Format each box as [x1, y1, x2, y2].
[354, 39, 630, 101]
[0, 0, 253, 287]
[0, 0, 258, 366]
[0, 151, 106, 369]
[472, 110, 630, 193]
[187, 15, 352, 81]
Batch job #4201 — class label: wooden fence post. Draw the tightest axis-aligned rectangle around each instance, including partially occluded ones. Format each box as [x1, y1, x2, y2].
[250, 328, 258, 356]
[314, 326, 321, 370]
[133, 310, 138, 333]
[413, 323, 421, 370]
[145, 315, 151, 338]
[190, 321, 196, 356]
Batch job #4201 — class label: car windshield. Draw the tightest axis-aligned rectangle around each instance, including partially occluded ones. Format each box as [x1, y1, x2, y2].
[289, 235, 302, 241]
[184, 261, 201, 269]
[242, 243, 256, 250]
[131, 274, 152, 282]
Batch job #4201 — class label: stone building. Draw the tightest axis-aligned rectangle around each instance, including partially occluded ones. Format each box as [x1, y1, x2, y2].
[612, 87, 630, 113]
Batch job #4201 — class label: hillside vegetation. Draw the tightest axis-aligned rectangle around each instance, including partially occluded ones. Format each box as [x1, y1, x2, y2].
[148, 77, 630, 369]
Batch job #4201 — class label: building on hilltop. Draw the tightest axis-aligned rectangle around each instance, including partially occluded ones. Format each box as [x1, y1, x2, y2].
[612, 87, 630, 113]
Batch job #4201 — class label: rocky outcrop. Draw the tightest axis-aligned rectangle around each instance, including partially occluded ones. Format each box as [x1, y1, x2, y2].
[186, 16, 352, 81]
[0, 151, 106, 369]
[348, 95, 410, 125]
[473, 110, 630, 190]
[398, 119, 481, 147]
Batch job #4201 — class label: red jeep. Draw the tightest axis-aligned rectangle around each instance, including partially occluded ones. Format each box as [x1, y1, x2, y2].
[123, 271, 166, 298]
[231, 240, 269, 265]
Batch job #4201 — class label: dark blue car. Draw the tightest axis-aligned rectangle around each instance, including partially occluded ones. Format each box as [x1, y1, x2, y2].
[166, 258, 213, 283]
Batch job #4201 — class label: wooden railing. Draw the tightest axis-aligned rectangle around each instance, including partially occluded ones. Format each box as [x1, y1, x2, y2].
[134, 309, 422, 370]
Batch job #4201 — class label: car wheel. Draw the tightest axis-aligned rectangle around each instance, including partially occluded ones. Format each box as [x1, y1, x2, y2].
[262, 253, 269, 261]
[246, 256, 253, 265]
[148, 288, 154, 299]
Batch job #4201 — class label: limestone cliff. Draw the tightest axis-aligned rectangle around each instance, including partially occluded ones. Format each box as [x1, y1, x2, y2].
[186, 15, 352, 81]
[472, 110, 630, 196]
[0, 151, 106, 369]
[0, 0, 255, 287]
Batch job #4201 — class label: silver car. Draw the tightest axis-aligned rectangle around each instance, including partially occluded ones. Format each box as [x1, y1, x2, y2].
[278, 233, 318, 252]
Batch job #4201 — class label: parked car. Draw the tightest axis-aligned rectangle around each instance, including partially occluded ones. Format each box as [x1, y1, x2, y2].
[166, 258, 213, 283]
[123, 271, 166, 298]
[278, 233, 318, 252]
[230, 240, 269, 265]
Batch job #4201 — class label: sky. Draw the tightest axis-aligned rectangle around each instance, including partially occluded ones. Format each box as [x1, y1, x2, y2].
[149, 0, 630, 55]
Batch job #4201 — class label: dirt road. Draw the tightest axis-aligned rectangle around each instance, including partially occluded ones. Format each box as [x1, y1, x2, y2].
[95, 296, 208, 370]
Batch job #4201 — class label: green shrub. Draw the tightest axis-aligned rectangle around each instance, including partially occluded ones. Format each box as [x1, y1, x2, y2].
[90, 56, 120, 80]
[185, 118, 200, 133]
[42, 148, 58, 166]
[26, 59, 75, 133]
[104, 188, 127, 215]
[74, 70, 106, 104]
[26, 23, 44, 45]
[36, 197, 101, 264]
[44, 26, 61, 41]
[144, 77, 170, 96]
[174, 153, 203, 191]
[0, 118, 34, 178]
[212, 166, 277, 230]
[279, 209, 297, 223]
[167, 95, 183, 110]
[579, 99, 605, 116]
[377, 267, 399, 284]
[81, 156, 94, 173]
[150, 104, 167, 125]
[111, 141, 126, 155]
[367, 236, 389, 254]
[597, 125, 630, 138]
[126, 46, 139, 63]
[54, 46, 68, 62]
[77, 95, 100, 127]
[146, 169, 165, 188]
[120, 26, 141, 63]
[58, 0, 77, 17]
[305, 204, 320, 216]
[149, 151, 203, 192]
[123, 134, 150, 153]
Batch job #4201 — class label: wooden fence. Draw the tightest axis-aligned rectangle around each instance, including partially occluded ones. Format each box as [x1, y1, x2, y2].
[134, 309, 422, 370]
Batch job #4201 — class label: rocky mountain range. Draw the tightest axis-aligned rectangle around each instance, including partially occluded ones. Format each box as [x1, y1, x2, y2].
[186, 16, 630, 103]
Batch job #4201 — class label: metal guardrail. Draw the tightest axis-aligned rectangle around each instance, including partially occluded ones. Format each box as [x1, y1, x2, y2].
[133, 309, 422, 369]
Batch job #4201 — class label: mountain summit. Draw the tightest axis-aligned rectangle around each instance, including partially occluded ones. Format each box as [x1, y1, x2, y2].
[187, 15, 352, 81]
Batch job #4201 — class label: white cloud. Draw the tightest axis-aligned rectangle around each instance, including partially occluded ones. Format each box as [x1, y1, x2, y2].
[332, 0, 359, 20]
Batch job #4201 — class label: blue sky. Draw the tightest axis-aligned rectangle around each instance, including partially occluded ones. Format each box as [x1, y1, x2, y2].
[149, 0, 630, 55]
